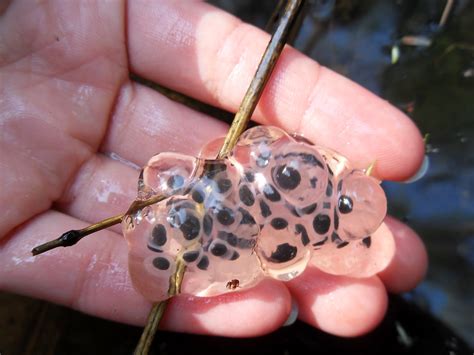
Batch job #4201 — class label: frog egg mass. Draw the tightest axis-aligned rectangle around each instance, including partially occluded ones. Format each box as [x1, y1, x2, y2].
[123, 126, 389, 302]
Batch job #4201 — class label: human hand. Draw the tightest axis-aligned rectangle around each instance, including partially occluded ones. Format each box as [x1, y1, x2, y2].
[0, 0, 427, 337]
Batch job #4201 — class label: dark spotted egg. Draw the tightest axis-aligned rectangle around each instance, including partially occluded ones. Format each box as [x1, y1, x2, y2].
[123, 126, 389, 302]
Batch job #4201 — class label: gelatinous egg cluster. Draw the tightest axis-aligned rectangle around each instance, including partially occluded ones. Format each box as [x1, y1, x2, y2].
[123, 126, 388, 302]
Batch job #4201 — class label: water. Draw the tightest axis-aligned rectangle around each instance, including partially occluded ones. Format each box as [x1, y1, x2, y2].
[212, 0, 474, 346]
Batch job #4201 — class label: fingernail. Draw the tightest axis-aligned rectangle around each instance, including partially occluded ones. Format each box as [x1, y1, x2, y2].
[283, 297, 299, 327]
[402, 155, 429, 183]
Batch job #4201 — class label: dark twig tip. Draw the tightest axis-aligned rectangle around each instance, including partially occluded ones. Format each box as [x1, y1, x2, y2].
[59, 230, 82, 246]
[31, 230, 82, 256]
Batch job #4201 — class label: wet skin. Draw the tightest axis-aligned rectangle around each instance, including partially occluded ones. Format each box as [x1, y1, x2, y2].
[0, 0, 427, 337]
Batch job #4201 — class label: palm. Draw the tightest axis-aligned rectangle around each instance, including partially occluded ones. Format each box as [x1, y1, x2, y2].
[0, 0, 427, 337]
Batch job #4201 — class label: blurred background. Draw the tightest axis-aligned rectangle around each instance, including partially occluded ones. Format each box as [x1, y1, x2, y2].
[1, 0, 472, 353]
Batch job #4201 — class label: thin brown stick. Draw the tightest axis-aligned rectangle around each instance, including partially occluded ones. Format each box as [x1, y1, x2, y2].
[439, 0, 454, 27]
[32, 1, 305, 354]
[135, 1, 305, 353]
[134, 257, 186, 355]
[31, 194, 166, 256]
[265, 0, 286, 33]
[217, 0, 304, 159]
[134, 1, 305, 353]
[31, 214, 123, 256]
[134, 301, 169, 355]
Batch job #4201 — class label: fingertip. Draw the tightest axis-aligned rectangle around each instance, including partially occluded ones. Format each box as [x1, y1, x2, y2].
[379, 216, 428, 293]
[297, 67, 426, 182]
[376, 116, 425, 181]
[162, 279, 291, 337]
[288, 268, 388, 337]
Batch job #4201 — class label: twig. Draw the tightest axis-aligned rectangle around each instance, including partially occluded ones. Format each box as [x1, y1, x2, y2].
[31, 195, 166, 256]
[439, 0, 454, 27]
[133, 254, 186, 355]
[135, 0, 304, 353]
[265, 0, 286, 33]
[33, 1, 305, 354]
[134, 259, 186, 355]
[218, 0, 304, 158]
[134, 301, 169, 355]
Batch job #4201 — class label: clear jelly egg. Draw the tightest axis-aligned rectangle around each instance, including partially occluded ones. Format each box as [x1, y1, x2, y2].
[335, 170, 387, 241]
[123, 125, 388, 302]
[265, 142, 328, 208]
[138, 152, 200, 199]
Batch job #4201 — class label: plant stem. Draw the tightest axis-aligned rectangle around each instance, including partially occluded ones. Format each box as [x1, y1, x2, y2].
[133, 301, 169, 355]
[135, 1, 305, 353]
[33, 1, 305, 354]
[31, 194, 166, 256]
[217, 0, 304, 159]
[133, 258, 186, 355]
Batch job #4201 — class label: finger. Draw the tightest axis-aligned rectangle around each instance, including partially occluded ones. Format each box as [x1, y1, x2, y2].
[127, 0, 424, 180]
[0, 0, 126, 238]
[0, 211, 145, 324]
[287, 267, 388, 337]
[163, 279, 291, 336]
[0, 122, 92, 239]
[0, 211, 291, 336]
[102, 81, 229, 167]
[378, 216, 428, 293]
[59, 80, 231, 227]
[1, 79, 228, 238]
[56, 153, 138, 234]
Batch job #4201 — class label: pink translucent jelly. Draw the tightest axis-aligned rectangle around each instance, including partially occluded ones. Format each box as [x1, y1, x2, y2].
[123, 126, 389, 302]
